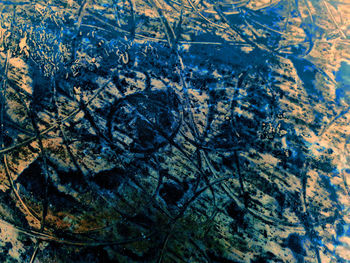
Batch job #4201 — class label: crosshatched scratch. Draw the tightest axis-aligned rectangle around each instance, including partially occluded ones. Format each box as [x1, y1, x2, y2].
[0, 0, 349, 262]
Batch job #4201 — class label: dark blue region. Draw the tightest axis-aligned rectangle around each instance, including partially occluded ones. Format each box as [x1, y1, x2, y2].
[346, 226, 350, 236]
[0, 1, 30, 5]
[287, 55, 324, 101]
[336, 61, 350, 87]
[335, 61, 350, 103]
[284, 233, 306, 263]
[242, 4, 285, 27]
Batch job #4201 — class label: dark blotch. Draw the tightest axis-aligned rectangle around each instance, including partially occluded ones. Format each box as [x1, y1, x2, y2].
[159, 182, 186, 205]
[285, 233, 306, 256]
[92, 167, 125, 190]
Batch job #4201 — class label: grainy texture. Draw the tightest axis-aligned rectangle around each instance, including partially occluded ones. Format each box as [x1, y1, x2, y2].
[0, 0, 349, 262]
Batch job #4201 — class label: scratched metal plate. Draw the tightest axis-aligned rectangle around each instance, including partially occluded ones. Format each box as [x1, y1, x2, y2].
[0, 0, 349, 262]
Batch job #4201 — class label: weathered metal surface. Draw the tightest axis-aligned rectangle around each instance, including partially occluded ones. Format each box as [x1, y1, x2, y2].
[0, 0, 349, 262]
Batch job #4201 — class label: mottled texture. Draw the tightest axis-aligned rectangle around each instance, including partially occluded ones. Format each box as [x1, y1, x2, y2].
[0, 0, 349, 262]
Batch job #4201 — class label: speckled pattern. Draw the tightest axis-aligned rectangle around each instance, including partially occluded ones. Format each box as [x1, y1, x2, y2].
[0, 0, 349, 262]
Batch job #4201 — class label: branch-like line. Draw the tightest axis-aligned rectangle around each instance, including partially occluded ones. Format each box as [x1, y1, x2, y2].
[0, 79, 112, 156]
[0, 217, 155, 246]
[157, 176, 233, 263]
[322, 0, 346, 39]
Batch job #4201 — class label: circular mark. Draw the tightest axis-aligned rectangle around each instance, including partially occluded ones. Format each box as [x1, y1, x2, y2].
[107, 89, 182, 153]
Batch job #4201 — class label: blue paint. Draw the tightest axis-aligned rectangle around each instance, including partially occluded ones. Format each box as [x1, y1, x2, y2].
[335, 88, 345, 104]
[285, 233, 306, 263]
[335, 61, 350, 104]
[319, 174, 339, 203]
[287, 55, 324, 101]
[336, 61, 350, 89]
[345, 226, 350, 236]
[336, 222, 344, 237]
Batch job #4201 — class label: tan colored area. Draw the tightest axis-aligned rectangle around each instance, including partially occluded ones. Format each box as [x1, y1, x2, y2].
[0, 0, 349, 262]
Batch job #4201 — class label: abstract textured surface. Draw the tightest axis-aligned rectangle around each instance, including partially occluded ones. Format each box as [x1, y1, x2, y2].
[0, 0, 349, 262]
